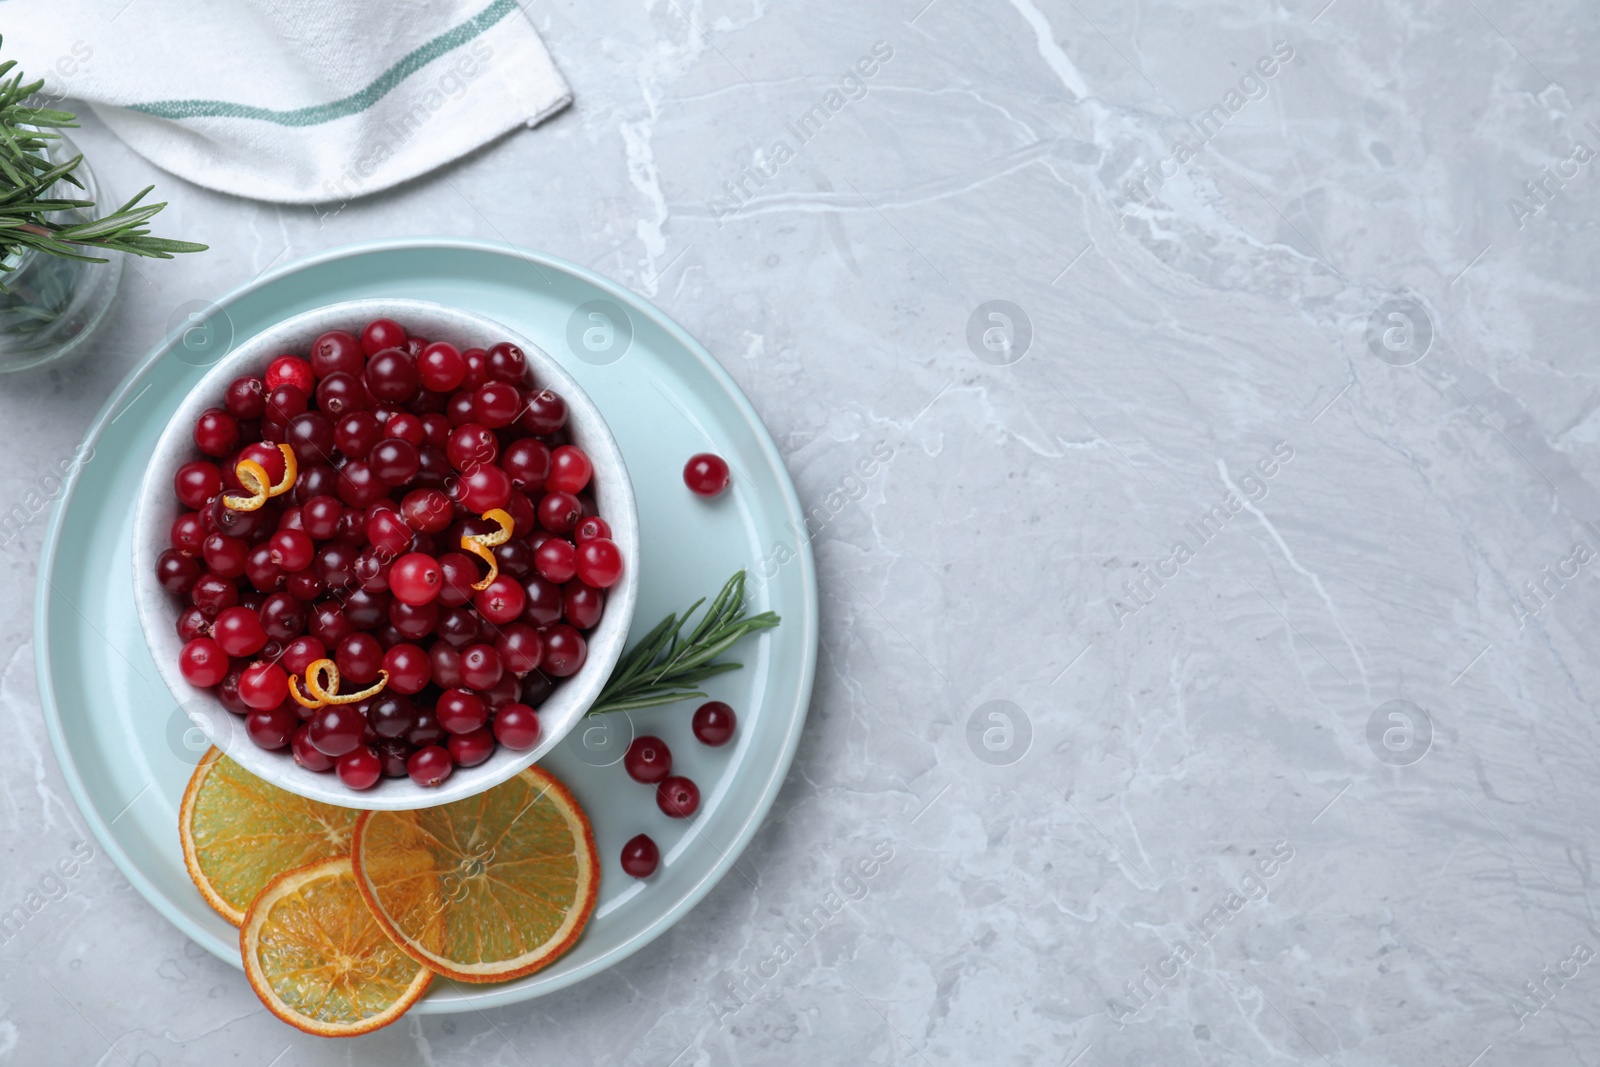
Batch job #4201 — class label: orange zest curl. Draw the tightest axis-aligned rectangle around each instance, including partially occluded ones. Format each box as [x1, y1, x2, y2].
[223, 444, 298, 511]
[288, 658, 388, 710]
[460, 508, 514, 591]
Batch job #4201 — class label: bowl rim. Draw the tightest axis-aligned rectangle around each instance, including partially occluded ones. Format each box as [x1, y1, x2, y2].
[130, 297, 640, 809]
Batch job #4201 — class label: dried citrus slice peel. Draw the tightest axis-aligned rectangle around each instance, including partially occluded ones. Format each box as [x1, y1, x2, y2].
[240, 856, 435, 1037]
[179, 747, 359, 926]
[224, 443, 297, 511]
[351, 764, 599, 983]
[461, 507, 514, 590]
[289, 657, 388, 709]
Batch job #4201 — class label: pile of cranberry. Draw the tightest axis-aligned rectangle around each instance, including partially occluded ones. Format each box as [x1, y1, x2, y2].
[154, 317, 624, 792]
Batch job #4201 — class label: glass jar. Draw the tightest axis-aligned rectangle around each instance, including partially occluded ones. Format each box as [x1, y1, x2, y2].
[0, 132, 123, 373]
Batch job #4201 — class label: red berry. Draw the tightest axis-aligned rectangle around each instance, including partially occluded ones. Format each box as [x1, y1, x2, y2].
[541, 624, 587, 677]
[401, 488, 452, 533]
[447, 423, 499, 472]
[310, 329, 364, 378]
[213, 606, 268, 657]
[175, 461, 222, 510]
[473, 382, 522, 428]
[268, 529, 314, 572]
[366, 508, 413, 558]
[238, 662, 289, 710]
[336, 632, 384, 685]
[193, 408, 241, 457]
[265, 355, 315, 394]
[308, 704, 367, 757]
[534, 538, 577, 583]
[246, 704, 297, 750]
[436, 688, 488, 735]
[291, 723, 335, 771]
[624, 736, 672, 783]
[418, 341, 466, 392]
[224, 376, 267, 420]
[337, 745, 383, 790]
[179, 637, 230, 687]
[458, 464, 512, 513]
[367, 693, 418, 738]
[485, 341, 527, 384]
[657, 776, 700, 818]
[458, 644, 504, 690]
[493, 703, 541, 749]
[385, 411, 425, 446]
[281, 636, 326, 675]
[407, 745, 454, 786]
[536, 491, 582, 534]
[436, 552, 479, 607]
[575, 538, 623, 588]
[390, 552, 443, 605]
[620, 834, 660, 878]
[546, 445, 593, 494]
[494, 622, 543, 674]
[361, 318, 407, 356]
[447, 727, 495, 767]
[519, 389, 567, 435]
[473, 575, 526, 625]
[573, 516, 610, 543]
[562, 582, 605, 629]
[383, 643, 432, 694]
[684, 453, 730, 496]
[693, 701, 737, 746]
[157, 549, 202, 595]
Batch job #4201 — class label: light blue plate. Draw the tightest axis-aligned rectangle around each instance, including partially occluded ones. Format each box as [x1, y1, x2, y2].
[34, 239, 818, 1013]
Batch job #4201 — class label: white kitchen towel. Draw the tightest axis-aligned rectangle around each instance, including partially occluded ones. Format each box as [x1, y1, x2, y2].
[0, 0, 571, 203]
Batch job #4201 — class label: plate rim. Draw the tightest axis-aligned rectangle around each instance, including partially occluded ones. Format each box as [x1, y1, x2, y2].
[33, 237, 819, 1013]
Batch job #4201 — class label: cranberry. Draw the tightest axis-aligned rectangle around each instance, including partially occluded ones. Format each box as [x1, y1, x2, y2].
[418, 341, 466, 392]
[473, 382, 521, 428]
[384, 644, 432, 694]
[563, 583, 605, 629]
[370, 439, 420, 485]
[447, 422, 498, 472]
[657, 776, 700, 818]
[398, 487, 452, 534]
[309, 704, 367, 757]
[193, 408, 240, 457]
[366, 508, 412, 558]
[260, 591, 307, 640]
[574, 516, 611, 543]
[366, 347, 420, 403]
[493, 703, 542, 750]
[436, 689, 488, 735]
[361, 318, 407, 356]
[429, 643, 464, 689]
[171, 512, 207, 556]
[213, 606, 267, 656]
[534, 538, 577, 583]
[407, 745, 454, 786]
[684, 453, 730, 497]
[462, 348, 489, 390]
[494, 622, 543, 674]
[190, 573, 237, 616]
[547, 445, 592, 494]
[300, 496, 342, 540]
[445, 390, 476, 426]
[522, 575, 563, 626]
[620, 834, 660, 878]
[368, 693, 417, 738]
[310, 329, 364, 377]
[436, 606, 480, 648]
[336, 632, 385, 684]
[285, 412, 337, 466]
[244, 544, 285, 593]
[385, 411, 425, 446]
[457, 464, 512, 513]
[266, 384, 308, 424]
[519, 389, 567, 435]
[246, 704, 297, 750]
[537, 492, 582, 534]
[389, 598, 438, 640]
[313, 541, 360, 593]
[447, 728, 495, 767]
[291, 724, 335, 771]
[624, 736, 671, 783]
[693, 701, 737, 746]
[333, 411, 381, 459]
[541, 625, 586, 676]
[238, 662, 289, 710]
[176, 606, 211, 642]
[309, 601, 355, 646]
[179, 637, 230, 687]
[265, 355, 314, 394]
[337, 746, 382, 790]
[281, 636, 325, 675]
[390, 552, 443, 605]
[268, 529, 314, 572]
[436, 552, 479, 607]
[459, 644, 504, 691]
[474, 575, 526, 625]
[485, 341, 527, 384]
[174, 461, 222, 510]
[373, 737, 411, 778]
[575, 538, 623, 588]
[225, 376, 267, 420]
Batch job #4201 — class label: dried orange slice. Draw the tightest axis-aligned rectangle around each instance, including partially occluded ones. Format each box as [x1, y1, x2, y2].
[180, 747, 359, 926]
[351, 765, 599, 982]
[241, 857, 435, 1037]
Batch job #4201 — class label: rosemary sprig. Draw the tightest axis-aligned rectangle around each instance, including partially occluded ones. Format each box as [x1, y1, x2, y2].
[588, 570, 780, 715]
[0, 35, 205, 288]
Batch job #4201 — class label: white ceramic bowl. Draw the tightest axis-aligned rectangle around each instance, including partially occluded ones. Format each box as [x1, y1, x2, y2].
[132, 299, 639, 809]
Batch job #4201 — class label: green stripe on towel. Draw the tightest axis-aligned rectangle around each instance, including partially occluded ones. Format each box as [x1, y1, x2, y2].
[125, 0, 516, 126]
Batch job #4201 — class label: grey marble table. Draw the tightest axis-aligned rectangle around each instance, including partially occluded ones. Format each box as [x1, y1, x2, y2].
[4, 1, 1599, 1063]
